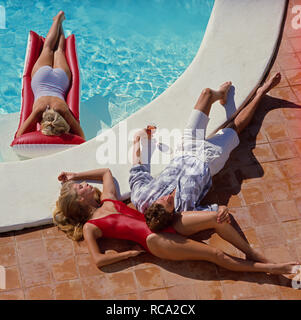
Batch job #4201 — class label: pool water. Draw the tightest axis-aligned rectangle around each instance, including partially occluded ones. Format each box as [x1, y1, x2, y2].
[0, 0, 214, 131]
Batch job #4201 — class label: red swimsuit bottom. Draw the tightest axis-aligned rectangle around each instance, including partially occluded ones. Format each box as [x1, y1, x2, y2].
[87, 199, 176, 253]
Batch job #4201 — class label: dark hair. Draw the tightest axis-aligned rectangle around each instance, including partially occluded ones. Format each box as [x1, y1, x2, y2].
[144, 203, 174, 232]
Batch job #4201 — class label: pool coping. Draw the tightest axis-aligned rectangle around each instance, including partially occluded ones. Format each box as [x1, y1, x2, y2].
[0, 0, 288, 232]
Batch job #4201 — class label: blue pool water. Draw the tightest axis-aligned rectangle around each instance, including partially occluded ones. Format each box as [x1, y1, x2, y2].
[0, 0, 214, 130]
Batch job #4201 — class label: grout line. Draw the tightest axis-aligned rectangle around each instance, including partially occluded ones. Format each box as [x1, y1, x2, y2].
[72, 242, 86, 300]
[12, 233, 25, 299]
[41, 231, 56, 300]
[131, 268, 141, 300]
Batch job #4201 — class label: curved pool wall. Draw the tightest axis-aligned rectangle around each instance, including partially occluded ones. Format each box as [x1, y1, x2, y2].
[0, 0, 288, 232]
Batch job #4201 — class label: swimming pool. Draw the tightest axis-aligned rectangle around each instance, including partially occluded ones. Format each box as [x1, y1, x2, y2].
[0, 0, 214, 136]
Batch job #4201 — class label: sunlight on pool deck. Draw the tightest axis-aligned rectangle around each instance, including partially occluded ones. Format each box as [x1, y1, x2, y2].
[1, 0, 301, 300]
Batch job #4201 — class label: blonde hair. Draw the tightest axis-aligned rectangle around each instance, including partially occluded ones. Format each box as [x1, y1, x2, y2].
[53, 181, 102, 241]
[40, 108, 70, 136]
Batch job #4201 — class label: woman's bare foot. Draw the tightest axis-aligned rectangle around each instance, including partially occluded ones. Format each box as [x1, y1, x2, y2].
[53, 11, 65, 24]
[256, 72, 281, 96]
[269, 262, 301, 275]
[219, 81, 232, 105]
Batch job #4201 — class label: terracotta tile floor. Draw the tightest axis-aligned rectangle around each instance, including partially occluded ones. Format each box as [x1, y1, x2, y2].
[1, 0, 301, 300]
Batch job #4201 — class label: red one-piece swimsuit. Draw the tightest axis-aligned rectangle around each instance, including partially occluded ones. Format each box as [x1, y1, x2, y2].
[86, 199, 176, 253]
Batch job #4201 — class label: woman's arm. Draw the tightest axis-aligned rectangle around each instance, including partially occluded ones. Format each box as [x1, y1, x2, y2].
[58, 168, 111, 182]
[15, 107, 44, 138]
[100, 169, 118, 200]
[58, 168, 118, 200]
[96, 248, 143, 268]
[62, 108, 85, 139]
[83, 223, 144, 268]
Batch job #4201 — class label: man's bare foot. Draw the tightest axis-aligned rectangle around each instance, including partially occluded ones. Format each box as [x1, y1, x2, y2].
[270, 262, 301, 275]
[257, 72, 281, 96]
[53, 11, 65, 23]
[219, 81, 232, 105]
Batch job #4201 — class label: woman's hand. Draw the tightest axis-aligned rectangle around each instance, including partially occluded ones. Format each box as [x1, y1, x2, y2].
[126, 245, 146, 258]
[217, 205, 231, 224]
[105, 246, 145, 259]
[58, 171, 77, 183]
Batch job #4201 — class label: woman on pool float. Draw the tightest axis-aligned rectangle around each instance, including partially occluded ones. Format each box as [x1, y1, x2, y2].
[53, 167, 300, 276]
[16, 11, 85, 139]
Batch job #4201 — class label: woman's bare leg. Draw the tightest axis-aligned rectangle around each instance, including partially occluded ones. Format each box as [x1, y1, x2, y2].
[147, 233, 300, 275]
[193, 82, 232, 116]
[226, 72, 281, 134]
[53, 25, 71, 81]
[31, 11, 65, 78]
[173, 211, 270, 263]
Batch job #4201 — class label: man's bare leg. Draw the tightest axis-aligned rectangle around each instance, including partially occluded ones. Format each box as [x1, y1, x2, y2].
[227, 72, 281, 134]
[194, 81, 232, 116]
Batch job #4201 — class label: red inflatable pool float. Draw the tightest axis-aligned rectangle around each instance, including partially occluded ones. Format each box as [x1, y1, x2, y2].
[11, 31, 85, 159]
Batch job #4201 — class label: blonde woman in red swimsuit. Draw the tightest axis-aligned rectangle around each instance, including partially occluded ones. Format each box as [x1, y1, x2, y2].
[53, 168, 300, 276]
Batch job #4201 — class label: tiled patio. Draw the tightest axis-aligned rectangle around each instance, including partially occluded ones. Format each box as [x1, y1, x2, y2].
[1, 0, 301, 300]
